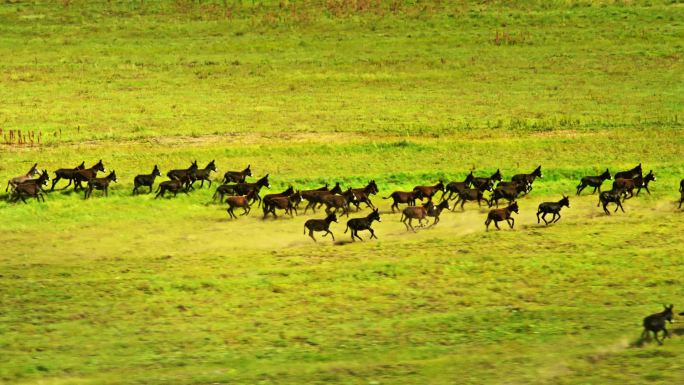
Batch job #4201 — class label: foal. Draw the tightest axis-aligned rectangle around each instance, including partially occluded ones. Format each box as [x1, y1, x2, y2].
[85, 171, 118, 199]
[576, 169, 611, 196]
[225, 190, 258, 219]
[484, 201, 519, 231]
[536, 195, 570, 225]
[133, 165, 162, 194]
[598, 189, 625, 215]
[6, 163, 39, 192]
[613, 170, 656, 199]
[345, 209, 381, 241]
[304, 213, 338, 242]
[642, 305, 675, 345]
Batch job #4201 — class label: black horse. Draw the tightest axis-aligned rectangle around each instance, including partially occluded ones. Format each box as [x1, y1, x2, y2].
[304, 213, 338, 242]
[576, 169, 611, 195]
[512, 165, 542, 193]
[345, 209, 381, 241]
[642, 305, 675, 345]
[133, 165, 162, 194]
[471, 169, 502, 192]
[223, 164, 252, 184]
[614, 163, 642, 180]
[536, 195, 570, 225]
[598, 189, 625, 215]
[194, 160, 217, 188]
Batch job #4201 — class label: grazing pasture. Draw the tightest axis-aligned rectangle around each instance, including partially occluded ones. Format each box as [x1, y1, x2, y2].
[1, 1, 684, 385]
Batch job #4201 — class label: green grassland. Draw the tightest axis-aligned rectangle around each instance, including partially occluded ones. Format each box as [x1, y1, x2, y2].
[1, 1, 684, 384]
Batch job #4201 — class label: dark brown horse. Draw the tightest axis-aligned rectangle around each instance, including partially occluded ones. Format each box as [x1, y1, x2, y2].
[511, 165, 542, 193]
[612, 170, 656, 199]
[614, 163, 642, 180]
[489, 182, 526, 208]
[383, 190, 424, 213]
[351, 180, 379, 210]
[194, 160, 217, 188]
[304, 213, 338, 242]
[133, 165, 162, 195]
[167, 161, 198, 185]
[536, 195, 570, 225]
[85, 171, 117, 199]
[73, 160, 106, 191]
[485, 201, 519, 231]
[442, 172, 474, 201]
[425, 200, 450, 226]
[322, 188, 357, 217]
[345, 209, 381, 241]
[413, 181, 445, 202]
[298, 183, 331, 210]
[455, 188, 488, 211]
[50, 161, 85, 191]
[679, 180, 684, 209]
[6, 163, 39, 192]
[301, 183, 342, 213]
[10, 171, 50, 203]
[223, 164, 252, 184]
[576, 169, 611, 195]
[213, 174, 271, 205]
[471, 169, 502, 192]
[155, 176, 191, 199]
[262, 191, 302, 218]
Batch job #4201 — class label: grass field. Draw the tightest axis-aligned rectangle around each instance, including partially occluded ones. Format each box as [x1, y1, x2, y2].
[1, 1, 684, 384]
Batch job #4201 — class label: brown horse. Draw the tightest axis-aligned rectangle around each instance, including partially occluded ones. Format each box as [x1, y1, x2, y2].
[298, 183, 331, 210]
[612, 170, 656, 199]
[413, 181, 445, 202]
[155, 176, 191, 199]
[383, 190, 424, 213]
[50, 161, 85, 191]
[489, 182, 526, 208]
[400, 205, 428, 232]
[10, 171, 50, 203]
[6, 163, 39, 192]
[455, 188, 489, 211]
[85, 171, 117, 199]
[225, 190, 258, 219]
[322, 188, 357, 217]
[485, 201, 519, 231]
[73, 160, 106, 191]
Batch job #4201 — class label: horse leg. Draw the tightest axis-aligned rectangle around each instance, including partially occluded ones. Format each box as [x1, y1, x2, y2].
[408, 218, 416, 232]
[602, 201, 610, 215]
[327, 230, 335, 241]
[617, 200, 625, 213]
[494, 220, 501, 230]
[461, 199, 466, 211]
[391, 202, 398, 213]
[536, 210, 541, 224]
[369, 228, 377, 239]
[554, 212, 561, 223]
[508, 217, 515, 229]
[308, 230, 317, 242]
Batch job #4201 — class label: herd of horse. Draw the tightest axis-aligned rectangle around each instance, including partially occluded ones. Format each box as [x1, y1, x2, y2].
[3, 161, 680, 241]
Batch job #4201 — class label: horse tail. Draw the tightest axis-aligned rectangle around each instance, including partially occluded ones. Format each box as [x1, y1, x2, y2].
[344, 225, 349, 233]
[155, 184, 161, 193]
[382, 195, 392, 199]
